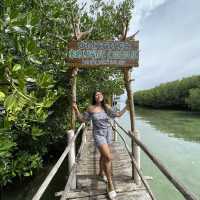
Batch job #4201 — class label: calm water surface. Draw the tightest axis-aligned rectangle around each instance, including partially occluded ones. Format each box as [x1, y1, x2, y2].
[118, 107, 200, 200]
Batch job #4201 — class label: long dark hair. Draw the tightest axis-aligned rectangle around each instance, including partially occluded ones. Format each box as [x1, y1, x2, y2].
[92, 91, 109, 113]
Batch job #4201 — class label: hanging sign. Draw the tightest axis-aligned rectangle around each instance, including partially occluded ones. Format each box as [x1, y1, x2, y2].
[66, 41, 139, 68]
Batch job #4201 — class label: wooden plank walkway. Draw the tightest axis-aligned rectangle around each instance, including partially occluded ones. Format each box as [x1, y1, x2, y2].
[61, 127, 151, 200]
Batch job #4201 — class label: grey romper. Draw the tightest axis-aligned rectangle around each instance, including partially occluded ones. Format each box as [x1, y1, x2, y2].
[83, 108, 117, 148]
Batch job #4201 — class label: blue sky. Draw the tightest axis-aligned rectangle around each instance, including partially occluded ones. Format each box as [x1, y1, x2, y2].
[130, 0, 200, 91]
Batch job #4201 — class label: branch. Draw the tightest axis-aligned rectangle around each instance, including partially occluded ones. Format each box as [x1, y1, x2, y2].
[121, 18, 129, 41]
[71, 15, 93, 41]
[76, 27, 93, 40]
[129, 78, 135, 83]
[80, 2, 87, 11]
[75, 17, 81, 37]
[70, 12, 77, 39]
[126, 30, 139, 40]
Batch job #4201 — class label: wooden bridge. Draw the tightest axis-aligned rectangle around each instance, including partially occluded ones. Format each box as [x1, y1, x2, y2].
[32, 121, 198, 200]
[57, 126, 151, 200]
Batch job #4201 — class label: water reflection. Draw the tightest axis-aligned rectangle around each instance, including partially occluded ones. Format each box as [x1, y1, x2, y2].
[135, 106, 200, 143]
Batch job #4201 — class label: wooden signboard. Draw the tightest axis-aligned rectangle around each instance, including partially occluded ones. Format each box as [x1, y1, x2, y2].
[66, 41, 139, 68]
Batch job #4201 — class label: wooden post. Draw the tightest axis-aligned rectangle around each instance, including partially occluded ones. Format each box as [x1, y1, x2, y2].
[112, 94, 117, 141]
[70, 68, 78, 130]
[134, 130, 140, 182]
[69, 14, 92, 130]
[67, 129, 76, 189]
[67, 18, 92, 192]
[113, 119, 117, 141]
[123, 68, 140, 185]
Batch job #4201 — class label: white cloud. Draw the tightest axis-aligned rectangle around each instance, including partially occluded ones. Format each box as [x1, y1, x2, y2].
[130, 0, 169, 33]
[129, 0, 200, 91]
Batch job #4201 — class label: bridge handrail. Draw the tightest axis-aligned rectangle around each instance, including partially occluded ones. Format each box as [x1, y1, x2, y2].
[113, 120, 198, 200]
[113, 126, 155, 200]
[32, 123, 85, 200]
[60, 126, 87, 200]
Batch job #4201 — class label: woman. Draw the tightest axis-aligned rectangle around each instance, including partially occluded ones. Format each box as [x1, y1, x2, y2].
[72, 91, 128, 199]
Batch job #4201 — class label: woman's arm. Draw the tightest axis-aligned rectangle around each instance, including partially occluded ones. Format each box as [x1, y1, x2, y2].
[72, 102, 91, 122]
[72, 102, 85, 122]
[115, 104, 128, 117]
[106, 103, 128, 118]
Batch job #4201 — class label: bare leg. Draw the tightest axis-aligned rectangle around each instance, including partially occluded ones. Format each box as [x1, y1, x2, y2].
[98, 154, 105, 176]
[99, 145, 113, 177]
[109, 144, 113, 176]
[111, 161, 113, 176]
[98, 144, 114, 191]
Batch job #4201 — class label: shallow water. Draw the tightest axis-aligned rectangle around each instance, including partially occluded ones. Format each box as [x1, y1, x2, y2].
[118, 107, 200, 200]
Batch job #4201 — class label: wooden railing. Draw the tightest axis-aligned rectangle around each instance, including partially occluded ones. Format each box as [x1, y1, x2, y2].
[32, 123, 85, 200]
[112, 125, 156, 200]
[59, 126, 87, 200]
[32, 120, 198, 200]
[113, 119, 198, 200]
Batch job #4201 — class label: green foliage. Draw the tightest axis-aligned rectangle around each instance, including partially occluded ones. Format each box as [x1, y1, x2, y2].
[0, 135, 16, 158]
[135, 75, 200, 111]
[0, 151, 42, 186]
[0, 0, 134, 186]
[186, 88, 200, 111]
[0, 91, 5, 101]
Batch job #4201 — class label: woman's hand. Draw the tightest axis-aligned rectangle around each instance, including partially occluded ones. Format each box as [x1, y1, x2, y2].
[72, 102, 78, 112]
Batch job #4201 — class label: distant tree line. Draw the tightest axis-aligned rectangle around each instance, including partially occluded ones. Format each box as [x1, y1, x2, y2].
[134, 75, 200, 111]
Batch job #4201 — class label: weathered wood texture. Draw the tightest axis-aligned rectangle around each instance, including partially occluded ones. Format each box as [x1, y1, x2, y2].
[70, 67, 78, 130]
[33, 124, 85, 200]
[123, 68, 140, 184]
[66, 41, 139, 68]
[59, 127, 151, 200]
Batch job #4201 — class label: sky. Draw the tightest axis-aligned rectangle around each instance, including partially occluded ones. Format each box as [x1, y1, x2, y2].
[130, 0, 200, 92]
[78, 0, 200, 101]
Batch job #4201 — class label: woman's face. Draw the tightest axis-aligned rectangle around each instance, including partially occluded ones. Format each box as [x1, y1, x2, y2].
[95, 92, 104, 103]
